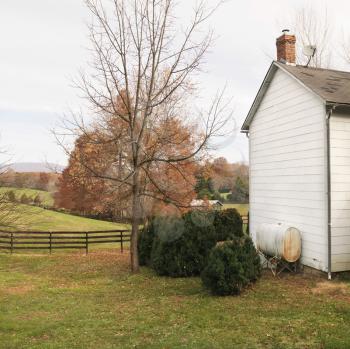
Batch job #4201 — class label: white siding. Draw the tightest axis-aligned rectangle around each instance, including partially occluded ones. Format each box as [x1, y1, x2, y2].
[330, 112, 350, 272]
[249, 68, 328, 271]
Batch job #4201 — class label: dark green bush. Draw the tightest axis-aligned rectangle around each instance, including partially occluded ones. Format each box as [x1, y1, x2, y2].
[5, 190, 16, 202]
[138, 219, 156, 266]
[20, 193, 30, 204]
[201, 237, 261, 296]
[139, 215, 187, 267]
[33, 194, 42, 206]
[151, 211, 217, 277]
[214, 208, 243, 241]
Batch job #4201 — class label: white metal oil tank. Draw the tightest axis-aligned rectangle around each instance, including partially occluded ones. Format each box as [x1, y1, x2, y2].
[256, 224, 301, 262]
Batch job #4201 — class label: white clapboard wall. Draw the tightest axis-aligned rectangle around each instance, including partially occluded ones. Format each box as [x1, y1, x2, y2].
[249, 68, 328, 272]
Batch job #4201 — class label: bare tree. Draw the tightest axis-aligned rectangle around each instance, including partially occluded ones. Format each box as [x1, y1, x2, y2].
[0, 192, 21, 231]
[55, 0, 232, 272]
[291, 5, 333, 68]
[341, 31, 350, 65]
[0, 147, 25, 231]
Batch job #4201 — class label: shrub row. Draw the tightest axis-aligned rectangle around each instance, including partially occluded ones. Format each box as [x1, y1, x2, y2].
[139, 212, 217, 276]
[138, 208, 260, 296]
[150, 213, 217, 277]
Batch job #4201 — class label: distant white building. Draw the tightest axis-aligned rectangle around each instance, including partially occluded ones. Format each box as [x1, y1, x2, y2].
[190, 199, 223, 211]
[241, 30, 350, 276]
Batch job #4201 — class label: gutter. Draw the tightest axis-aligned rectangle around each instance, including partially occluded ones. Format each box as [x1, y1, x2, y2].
[325, 103, 350, 279]
[326, 108, 331, 280]
[326, 105, 336, 280]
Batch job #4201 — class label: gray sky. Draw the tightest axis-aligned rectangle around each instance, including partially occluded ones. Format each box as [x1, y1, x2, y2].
[1, 0, 349, 166]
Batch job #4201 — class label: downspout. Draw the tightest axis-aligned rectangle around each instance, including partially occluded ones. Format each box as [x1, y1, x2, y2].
[326, 105, 335, 280]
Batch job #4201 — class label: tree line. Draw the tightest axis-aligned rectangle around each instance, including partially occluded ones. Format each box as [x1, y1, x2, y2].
[194, 158, 248, 204]
[0, 171, 58, 192]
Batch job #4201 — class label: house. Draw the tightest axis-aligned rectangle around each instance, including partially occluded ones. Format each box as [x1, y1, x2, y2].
[190, 199, 223, 211]
[241, 30, 350, 277]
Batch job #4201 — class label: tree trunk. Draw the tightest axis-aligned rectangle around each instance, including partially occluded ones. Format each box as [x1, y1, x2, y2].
[130, 170, 140, 273]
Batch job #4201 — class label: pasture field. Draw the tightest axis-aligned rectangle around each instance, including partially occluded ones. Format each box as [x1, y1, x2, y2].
[1, 250, 350, 348]
[0, 187, 54, 207]
[1, 204, 127, 232]
[0, 204, 130, 253]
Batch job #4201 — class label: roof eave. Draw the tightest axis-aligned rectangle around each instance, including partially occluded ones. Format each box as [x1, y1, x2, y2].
[325, 102, 350, 113]
[241, 61, 336, 132]
[326, 101, 350, 107]
[241, 62, 278, 132]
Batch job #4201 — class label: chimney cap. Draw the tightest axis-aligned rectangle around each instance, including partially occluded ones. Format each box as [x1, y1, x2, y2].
[276, 29, 296, 65]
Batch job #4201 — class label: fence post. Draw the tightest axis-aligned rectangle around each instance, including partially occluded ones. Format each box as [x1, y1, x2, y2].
[49, 232, 52, 254]
[10, 232, 13, 254]
[85, 232, 88, 255]
[120, 231, 123, 253]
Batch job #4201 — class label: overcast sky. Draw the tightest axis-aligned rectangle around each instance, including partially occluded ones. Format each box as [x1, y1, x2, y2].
[1, 0, 350, 166]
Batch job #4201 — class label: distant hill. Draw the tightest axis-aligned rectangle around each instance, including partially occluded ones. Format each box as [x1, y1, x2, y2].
[5, 162, 65, 173]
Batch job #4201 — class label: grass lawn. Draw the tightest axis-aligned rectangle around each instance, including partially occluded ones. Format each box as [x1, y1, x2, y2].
[223, 203, 249, 215]
[0, 251, 350, 349]
[3, 204, 127, 232]
[0, 187, 54, 207]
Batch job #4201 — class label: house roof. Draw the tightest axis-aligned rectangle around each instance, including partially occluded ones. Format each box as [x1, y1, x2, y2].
[280, 63, 350, 105]
[190, 199, 223, 207]
[241, 61, 350, 131]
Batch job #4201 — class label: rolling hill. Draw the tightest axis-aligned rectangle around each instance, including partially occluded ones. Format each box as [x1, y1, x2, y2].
[4, 162, 65, 173]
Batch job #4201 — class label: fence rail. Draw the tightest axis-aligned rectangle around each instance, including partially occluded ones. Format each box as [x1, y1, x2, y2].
[0, 230, 131, 254]
[0, 214, 248, 254]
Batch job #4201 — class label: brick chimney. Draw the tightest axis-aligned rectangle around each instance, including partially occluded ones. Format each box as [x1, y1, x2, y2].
[276, 29, 296, 65]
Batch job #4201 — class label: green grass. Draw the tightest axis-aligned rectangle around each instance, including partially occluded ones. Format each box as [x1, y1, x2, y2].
[220, 192, 231, 200]
[0, 187, 54, 207]
[0, 251, 350, 348]
[223, 203, 249, 215]
[4, 204, 127, 232]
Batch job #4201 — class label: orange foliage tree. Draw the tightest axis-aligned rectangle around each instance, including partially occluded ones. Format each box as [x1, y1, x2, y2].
[55, 0, 232, 272]
[55, 117, 198, 219]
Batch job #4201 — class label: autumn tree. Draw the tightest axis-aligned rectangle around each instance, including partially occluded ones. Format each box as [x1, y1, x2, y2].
[55, 0, 232, 272]
[56, 113, 198, 219]
[38, 173, 50, 191]
[193, 158, 249, 203]
[0, 171, 59, 192]
[211, 157, 234, 193]
[55, 130, 130, 218]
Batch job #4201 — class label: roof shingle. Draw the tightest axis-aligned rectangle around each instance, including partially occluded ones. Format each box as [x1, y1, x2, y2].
[277, 62, 350, 105]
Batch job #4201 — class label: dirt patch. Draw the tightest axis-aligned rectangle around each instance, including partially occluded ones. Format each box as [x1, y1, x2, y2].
[34, 250, 131, 282]
[312, 281, 350, 301]
[17, 311, 54, 321]
[5, 284, 35, 295]
[169, 295, 186, 305]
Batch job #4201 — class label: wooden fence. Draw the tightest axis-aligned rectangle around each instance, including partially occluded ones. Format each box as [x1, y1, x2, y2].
[241, 215, 248, 232]
[0, 230, 131, 254]
[0, 214, 248, 255]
